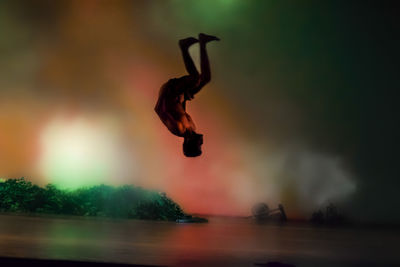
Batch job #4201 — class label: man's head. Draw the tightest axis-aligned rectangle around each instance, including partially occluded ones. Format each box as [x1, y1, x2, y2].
[183, 132, 203, 157]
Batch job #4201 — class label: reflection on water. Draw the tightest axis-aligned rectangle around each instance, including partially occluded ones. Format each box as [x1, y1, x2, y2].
[0, 214, 399, 266]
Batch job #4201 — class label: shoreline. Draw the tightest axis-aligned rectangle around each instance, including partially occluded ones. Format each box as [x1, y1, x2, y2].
[1, 212, 400, 230]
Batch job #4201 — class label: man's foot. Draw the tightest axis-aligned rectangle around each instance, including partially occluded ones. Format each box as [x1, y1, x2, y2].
[199, 33, 220, 43]
[179, 37, 199, 49]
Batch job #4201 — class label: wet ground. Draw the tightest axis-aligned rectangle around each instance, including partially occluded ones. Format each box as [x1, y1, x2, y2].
[0, 214, 399, 266]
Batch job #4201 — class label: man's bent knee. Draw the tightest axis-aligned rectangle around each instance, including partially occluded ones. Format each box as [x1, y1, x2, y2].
[198, 74, 210, 87]
[201, 73, 211, 82]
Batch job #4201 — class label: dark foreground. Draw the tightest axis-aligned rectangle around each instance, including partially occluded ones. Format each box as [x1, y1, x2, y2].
[0, 256, 161, 267]
[0, 214, 399, 267]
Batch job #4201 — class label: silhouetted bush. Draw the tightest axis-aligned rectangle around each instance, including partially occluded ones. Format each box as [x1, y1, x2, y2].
[0, 178, 186, 221]
[310, 210, 324, 224]
[310, 203, 347, 226]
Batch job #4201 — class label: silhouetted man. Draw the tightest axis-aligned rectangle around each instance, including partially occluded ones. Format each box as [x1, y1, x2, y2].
[155, 33, 220, 157]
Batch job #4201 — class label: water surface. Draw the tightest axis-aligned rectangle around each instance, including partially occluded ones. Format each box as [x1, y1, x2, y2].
[0, 214, 399, 266]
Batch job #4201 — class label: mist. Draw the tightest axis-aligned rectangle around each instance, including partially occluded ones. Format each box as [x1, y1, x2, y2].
[0, 0, 399, 222]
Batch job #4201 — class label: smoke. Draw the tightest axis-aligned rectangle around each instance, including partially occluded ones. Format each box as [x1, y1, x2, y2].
[247, 145, 356, 216]
[0, 0, 397, 221]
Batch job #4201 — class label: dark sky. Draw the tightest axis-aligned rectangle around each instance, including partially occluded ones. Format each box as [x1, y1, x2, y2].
[0, 0, 399, 222]
[242, 1, 400, 221]
[228, 1, 400, 221]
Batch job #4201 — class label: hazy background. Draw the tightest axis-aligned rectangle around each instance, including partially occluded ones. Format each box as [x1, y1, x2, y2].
[0, 0, 398, 222]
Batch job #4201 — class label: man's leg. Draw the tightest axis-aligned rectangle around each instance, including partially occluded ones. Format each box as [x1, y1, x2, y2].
[179, 37, 199, 76]
[191, 33, 220, 94]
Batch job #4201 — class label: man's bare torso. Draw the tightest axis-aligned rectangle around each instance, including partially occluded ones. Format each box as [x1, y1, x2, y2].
[155, 76, 199, 137]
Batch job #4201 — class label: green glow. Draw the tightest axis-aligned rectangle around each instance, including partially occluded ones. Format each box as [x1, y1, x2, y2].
[39, 116, 124, 189]
[169, 0, 245, 29]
